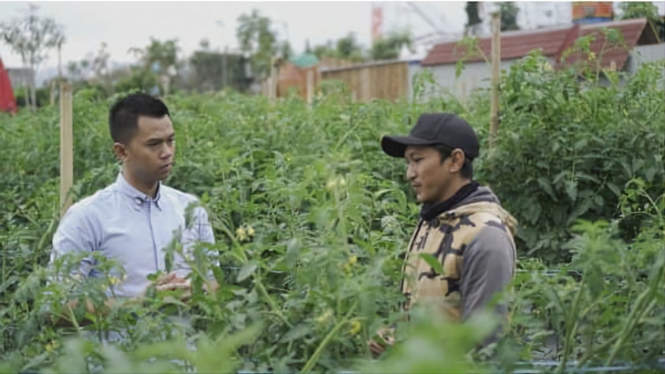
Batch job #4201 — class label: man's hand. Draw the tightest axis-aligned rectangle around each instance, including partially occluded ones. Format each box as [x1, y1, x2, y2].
[155, 272, 191, 291]
[368, 327, 395, 357]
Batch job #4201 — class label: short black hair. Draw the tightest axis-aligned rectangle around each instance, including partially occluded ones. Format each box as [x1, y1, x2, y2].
[433, 144, 474, 180]
[109, 93, 170, 144]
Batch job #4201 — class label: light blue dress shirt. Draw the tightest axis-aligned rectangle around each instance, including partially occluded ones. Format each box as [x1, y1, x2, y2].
[50, 172, 217, 298]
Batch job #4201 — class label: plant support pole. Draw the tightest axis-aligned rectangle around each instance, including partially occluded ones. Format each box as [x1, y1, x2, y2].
[490, 11, 501, 149]
[60, 82, 73, 217]
[306, 69, 314, 104]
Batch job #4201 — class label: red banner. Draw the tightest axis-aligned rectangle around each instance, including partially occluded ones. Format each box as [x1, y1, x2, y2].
[0, 58, 17, 114]
[372, 5, 383, 41]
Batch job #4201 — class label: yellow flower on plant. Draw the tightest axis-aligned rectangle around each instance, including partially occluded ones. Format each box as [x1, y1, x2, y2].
[349, 320, 362, 335]
[348, 255, 357, 266]
[326, 178, 337, 191]
[45, 340, 59, 353]
[236, 227, 247, 241]
[589, 52, 596, 61]
[109, 276, 121, 285]
[247, 226, 255, 237]
[316, 310, 333, 325]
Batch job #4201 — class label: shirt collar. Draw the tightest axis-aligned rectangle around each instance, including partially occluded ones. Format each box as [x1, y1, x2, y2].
[115, 172, 163, 210]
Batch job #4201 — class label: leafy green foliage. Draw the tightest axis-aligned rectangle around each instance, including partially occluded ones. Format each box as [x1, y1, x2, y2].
[477, 50, 665, 262]
[0, 53, 663, 373]
[499, 2, 520, 32]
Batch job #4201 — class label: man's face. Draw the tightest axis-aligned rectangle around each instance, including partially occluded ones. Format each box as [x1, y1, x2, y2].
[404, 145, 451, 204]
[120, 115, 175, 185]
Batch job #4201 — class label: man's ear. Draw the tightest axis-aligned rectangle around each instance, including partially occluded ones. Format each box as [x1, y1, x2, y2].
[113, 142, 128, 163]
[449, 149, 466, 173]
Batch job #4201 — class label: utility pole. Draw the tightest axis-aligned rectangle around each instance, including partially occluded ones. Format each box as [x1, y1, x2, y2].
[223, 46, 228, 89]
[490, 11, 501, 150]
[216, 20, 226, 90]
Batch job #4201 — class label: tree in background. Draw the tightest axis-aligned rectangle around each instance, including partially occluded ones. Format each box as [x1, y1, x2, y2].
[279, 41, 294, 62]
[236, 9, 278, 79]
[129, 38, 179, 95]
[90, 42, 111, 93]
[618, 1, 664, 42]
[187, 48, 250, 93]
[313, 40, 336, 60]
[370, 31, 413, 61]
[0, 4, 64, 111]
[335, 33, 365, 62]
[465, 1, 483, 36]
[499, 2, 520, 31]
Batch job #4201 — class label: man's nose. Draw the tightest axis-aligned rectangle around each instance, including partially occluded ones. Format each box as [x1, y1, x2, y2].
[406, 163, 416, 180]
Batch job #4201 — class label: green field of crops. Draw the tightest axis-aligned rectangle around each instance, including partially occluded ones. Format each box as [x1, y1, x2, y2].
[0, 52, 664, 373]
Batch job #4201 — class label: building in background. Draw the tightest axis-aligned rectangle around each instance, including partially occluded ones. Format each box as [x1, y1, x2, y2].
[417, 17, 663, 100]
[572, 2, 614, 24]
[5, 67, 33, 89]
[374, 1, 664, 60]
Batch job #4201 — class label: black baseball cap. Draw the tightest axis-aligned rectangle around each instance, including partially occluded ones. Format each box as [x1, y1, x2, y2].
[381, 113, 480, 160]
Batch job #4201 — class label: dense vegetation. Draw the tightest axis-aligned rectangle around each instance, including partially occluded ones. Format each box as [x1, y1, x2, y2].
[0, 51, 663, 373]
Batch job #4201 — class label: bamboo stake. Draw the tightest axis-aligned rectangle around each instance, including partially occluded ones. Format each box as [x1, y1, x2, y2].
[60, 82, 73, 217]
[306, 69, 314, 104]
[269, 56, 280, 104]
[490, 12, 501, 150]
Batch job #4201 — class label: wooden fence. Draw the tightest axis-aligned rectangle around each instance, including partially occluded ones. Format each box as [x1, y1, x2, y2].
[320, 60, 409, 103]
[265, 59, 411, 103]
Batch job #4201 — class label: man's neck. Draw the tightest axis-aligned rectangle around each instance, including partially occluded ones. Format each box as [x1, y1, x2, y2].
[435, 178, 471, 205]
[122, 169, 158, 199]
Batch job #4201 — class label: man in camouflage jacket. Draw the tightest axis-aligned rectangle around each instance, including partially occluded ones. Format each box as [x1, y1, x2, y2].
[370, 113, 518, 355]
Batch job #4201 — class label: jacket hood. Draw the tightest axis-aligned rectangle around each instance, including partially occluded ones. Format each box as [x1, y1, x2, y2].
[443, 186, 518, 236]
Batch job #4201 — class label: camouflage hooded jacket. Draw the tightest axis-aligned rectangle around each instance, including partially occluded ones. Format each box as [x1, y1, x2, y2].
[400, 186, 518, 329]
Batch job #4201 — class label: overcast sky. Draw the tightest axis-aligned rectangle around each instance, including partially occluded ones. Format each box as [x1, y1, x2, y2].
[3, 1, 661, 74]
[0, 1, 467, 70]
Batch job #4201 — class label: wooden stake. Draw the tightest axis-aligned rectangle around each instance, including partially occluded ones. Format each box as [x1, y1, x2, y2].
[60, 83, 74, 217]
[306, 69, 314, 104]
[269, 56, 279, 104]
[50, 80, 56, 106]
[490, 12, 501, 150]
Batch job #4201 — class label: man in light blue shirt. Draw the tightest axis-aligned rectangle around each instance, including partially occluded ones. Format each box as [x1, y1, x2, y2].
[50, 93, 219, 316]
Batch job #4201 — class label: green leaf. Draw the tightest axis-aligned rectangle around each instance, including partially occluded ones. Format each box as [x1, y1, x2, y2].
[607, 183, 622, 197]
[279, 323, 311, 343]
[593, 195, 604, 208]
[419, 253, 445, 276]
[574, 138, 588, 150]
[237, 261, 258, 282]
[621, 160, 632, 177]
[537, 177, 558, 202]
[565, 180, 578, 202]
[576, 172, 600, 184]
[553, 171, 568, 186]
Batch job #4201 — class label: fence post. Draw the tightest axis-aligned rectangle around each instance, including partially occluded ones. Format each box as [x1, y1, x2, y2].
[490, 11, 501, 150]
[60, 82, 73, 218]
[360, 67, 370, 103]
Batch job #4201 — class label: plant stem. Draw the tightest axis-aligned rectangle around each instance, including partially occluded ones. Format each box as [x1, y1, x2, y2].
[301, 302, 357, 373]
[216, 220, 292, 328]
[558, 279, 585, 373]
[605, 266, 661, 366]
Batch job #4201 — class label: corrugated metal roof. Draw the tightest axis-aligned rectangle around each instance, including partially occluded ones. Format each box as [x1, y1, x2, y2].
[421, 18, 658, 70]
[558, 18, 653, 70]
[421, 25, 575, 66]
